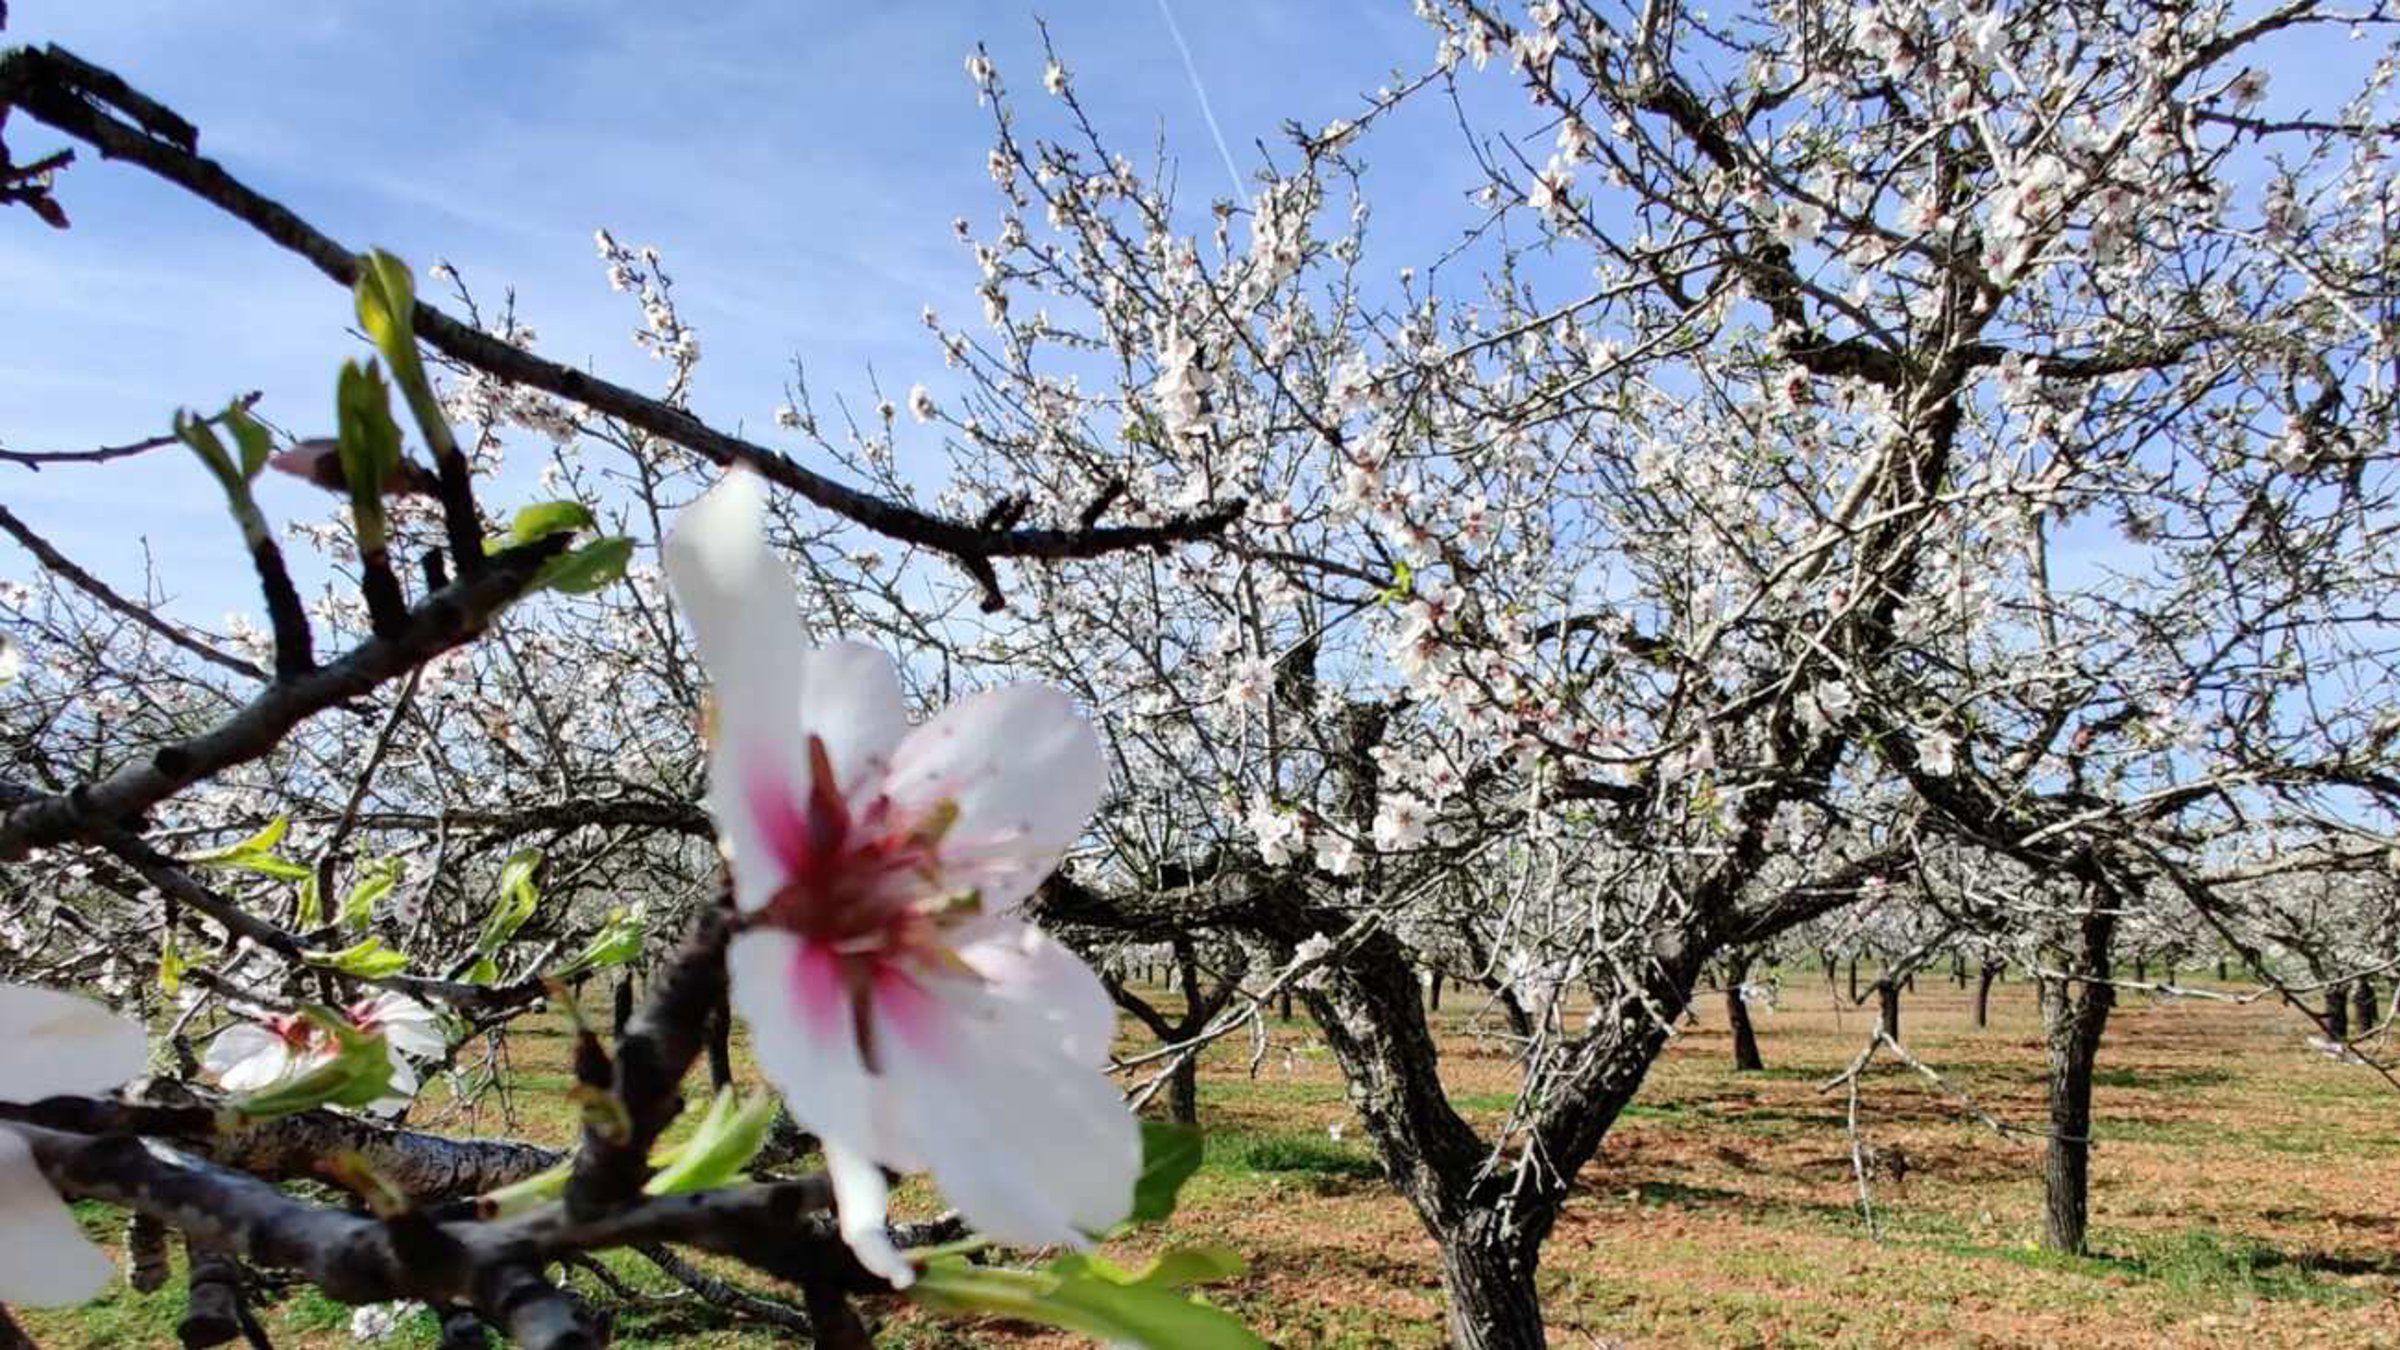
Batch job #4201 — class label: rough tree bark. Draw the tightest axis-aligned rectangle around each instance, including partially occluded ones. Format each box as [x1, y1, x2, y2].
[706, 984, 735, 1091]
[2322, 968, 2352, 1043]
[2039, 905, 2118, 1255]
[1875, 977, 1901, 1042]
[1724, 949, 1764, 1072]
[611, 974, 636, 1039]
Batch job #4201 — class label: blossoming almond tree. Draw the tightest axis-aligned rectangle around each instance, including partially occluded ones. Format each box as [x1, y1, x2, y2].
[4, 4, 2400, 1348]
[0, 35, 1259, 1345]
[831, 4, 2400, 1344]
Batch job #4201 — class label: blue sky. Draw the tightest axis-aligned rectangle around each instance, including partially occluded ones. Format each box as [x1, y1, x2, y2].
[0, 1, 1450, 623]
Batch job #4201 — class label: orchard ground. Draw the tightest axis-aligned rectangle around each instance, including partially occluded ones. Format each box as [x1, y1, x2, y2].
[35, 973, 2400, 1348]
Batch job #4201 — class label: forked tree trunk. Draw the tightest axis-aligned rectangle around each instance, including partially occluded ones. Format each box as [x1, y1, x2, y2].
[2040, 907, 2117, 1255]
[1875, 977, 1901, 1042]
[2323, 981, 2351, 1043]
[611, 973, 636, 1038]
[1973, 961, 2002, 1028]
[1167, 1054, 1199, 1126]
[1437, 1223, 1545, 1350]
[1727, 984, 1764, 1072]
[706, 985, 735, 1090]
[1724, 950, 1763, 1071]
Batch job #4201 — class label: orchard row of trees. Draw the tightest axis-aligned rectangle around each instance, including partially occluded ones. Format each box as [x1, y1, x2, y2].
[4, 2, 2398, 1347]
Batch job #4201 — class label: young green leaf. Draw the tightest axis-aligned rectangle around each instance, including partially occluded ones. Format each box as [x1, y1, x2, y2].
[552, 903, 645, 976]
[909, 1249, 1263, 1350]
[643, 1089, 778, 1196]
[532, 536, 634, 595]
[159, 934, 187, 996]
[305, 936, 410, 979]
[476, 848, 543, 953]
[339, 859, 402, 929]
[191, 816, 290, 861]
[190, 816, 312, 882]
[221, 1010, 396, 1122]
[223, 406, 276, 481]
[1129, 1122, 1205, 1224]
[505, 500, 596, 546]
[335, 359, 403, 549]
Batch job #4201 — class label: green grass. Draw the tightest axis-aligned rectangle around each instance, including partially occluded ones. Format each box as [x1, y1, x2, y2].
[1921, 1228, 2380, 1308]
[1225, 1132, 1385, 1182]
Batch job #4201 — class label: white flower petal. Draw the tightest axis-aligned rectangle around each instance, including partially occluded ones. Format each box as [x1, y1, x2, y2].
[208, 1030, 294, 1093]
[367, 996, 447, 1059]
[0, 984, 146, 1101]
[370, 1055, 422, 1115]
[884, 686, 1104, 909]
[202, 1024, 288, 1089]
[954, 920, 1117, 1067]
[665, 471, 815, 911]
[876, 971, 1138, 1249]
[824, 1143, 914, 1288]
[0, 1129, 114, 1306]
[795, 641, 909, 798]
[727, 930, 875, 1159]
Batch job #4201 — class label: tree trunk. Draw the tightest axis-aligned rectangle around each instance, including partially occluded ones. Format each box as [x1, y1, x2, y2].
[611, 973, 636, 1038]
[1846, 955, 1860, 1002]
[2133, 956, 2146, 982]
[2353, 977, 2380, 1035]
[1951, 952, 1967, 987]
[1280, 989, 1294, 1021]
[706, 984, 735, 1090]
[1875, 978, 1901, 1041]
[2040, 907, 2117, 1255]
[1437, 1225, 1546, 1350]
[2324, 982, 2351, 1043]
[2216, 954, 2229, 981]
[1428, 970, 1444, 1011]
[1724, 950, 1763, 1071]
[1167, 1054, 1199, 1126]
[1727, 983, 1764, 1072]
[1973, 961, 2001, 1029]
[1820, 949, 1836, 984]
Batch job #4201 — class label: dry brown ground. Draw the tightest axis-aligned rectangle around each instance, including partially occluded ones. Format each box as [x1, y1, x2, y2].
[33, 972, 2400, 1348]
[997, 971, 2400, 1348]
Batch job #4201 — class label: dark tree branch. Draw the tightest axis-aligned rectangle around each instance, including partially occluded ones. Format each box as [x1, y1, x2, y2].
[0, 391, 259, 471]
[0, 44, 1243, 608]
[0, 535, 566, 855]
[0, 503, 265, 680]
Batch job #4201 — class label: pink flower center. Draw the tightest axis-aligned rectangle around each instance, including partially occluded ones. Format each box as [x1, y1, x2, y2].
[263, 1013, 312, 1049]
[748, 735, 972, 1072]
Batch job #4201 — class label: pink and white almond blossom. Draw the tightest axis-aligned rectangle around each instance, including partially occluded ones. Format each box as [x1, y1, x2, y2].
[202, 992, 444, 1112]
[663, 469, 1138, 1287]
[0, 983, 149, 1306]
